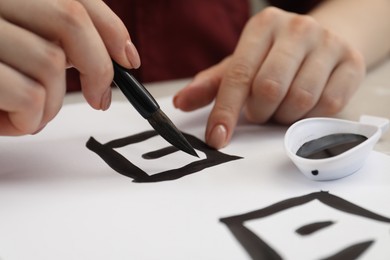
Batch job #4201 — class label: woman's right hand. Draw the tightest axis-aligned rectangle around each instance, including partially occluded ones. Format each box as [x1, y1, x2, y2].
[0, 0, 140, 136]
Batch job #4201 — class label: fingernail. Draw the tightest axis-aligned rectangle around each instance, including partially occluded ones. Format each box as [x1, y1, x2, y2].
[173, 95, 180, 108]
[101, 87, 112, 111]
[125, 40, 141, 69]
[32, 124, 47, 135]
[207, 124, 228, 149]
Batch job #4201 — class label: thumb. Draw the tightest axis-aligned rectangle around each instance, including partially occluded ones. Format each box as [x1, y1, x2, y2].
[173, 57, 231, 111]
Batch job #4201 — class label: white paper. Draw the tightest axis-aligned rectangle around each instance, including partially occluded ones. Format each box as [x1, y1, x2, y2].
[0, 98, 390, 260]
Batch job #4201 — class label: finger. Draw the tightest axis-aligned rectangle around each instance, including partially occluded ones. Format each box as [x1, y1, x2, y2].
[244, 15, 319, 124]
[0, 63, 45, 135]
[205, 11, 277, 149]
[305, 51, 365, 117]
[173, 57, 230, 111]
[273, 34, 342, 123]
[77, 0, 141, 69]
[0, 18, 66, 129]
[0, 0, 113, 109]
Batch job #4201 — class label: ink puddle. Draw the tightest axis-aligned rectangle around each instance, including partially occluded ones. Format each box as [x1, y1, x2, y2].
[296, 133, 368, 159]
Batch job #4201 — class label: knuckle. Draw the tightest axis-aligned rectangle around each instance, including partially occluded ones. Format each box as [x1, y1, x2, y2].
[40, 44, 66, 74]
[57, 0, 89, 28]
[225, 60, 253, 86]
[254, 78, 285, 103]
[336, 50, 366, 88]
[319, 94, 345, 115]
[288, 15, 317, 37]
[344, 48, 366, 76]
[251, 7, 282, 26]
[288, 88, 317, 111]
[320, 29, 339, 50]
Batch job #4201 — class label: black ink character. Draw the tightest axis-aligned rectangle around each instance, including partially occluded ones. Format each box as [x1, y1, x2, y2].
[220, 191, 390, 260]
[86, 130, 241, 183]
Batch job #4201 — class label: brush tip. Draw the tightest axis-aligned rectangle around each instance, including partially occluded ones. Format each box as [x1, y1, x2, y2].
[148, 110, 198, 157]
[187, 147, 199, 158]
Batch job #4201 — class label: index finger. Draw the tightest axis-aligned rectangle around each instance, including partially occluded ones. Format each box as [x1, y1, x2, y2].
[0, 0, 113, 109]
[205, 14, 275, 149]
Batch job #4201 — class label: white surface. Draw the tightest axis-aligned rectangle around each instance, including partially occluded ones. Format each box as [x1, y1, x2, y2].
[1, 98, 390, 259]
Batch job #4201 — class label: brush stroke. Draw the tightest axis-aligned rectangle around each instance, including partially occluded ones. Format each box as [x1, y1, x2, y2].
[296, 221, 335, 235]
[220, 191, 390, 260]
[86, 130, 242, 183]
[322, 240, 374, 260]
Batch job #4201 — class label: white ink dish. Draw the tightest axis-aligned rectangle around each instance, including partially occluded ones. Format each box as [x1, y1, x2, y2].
[284, 115, 389, 181]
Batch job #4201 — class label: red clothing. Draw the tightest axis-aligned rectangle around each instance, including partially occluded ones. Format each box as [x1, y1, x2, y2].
[66, 0, 250, 91]
[66, 0, 324, 92]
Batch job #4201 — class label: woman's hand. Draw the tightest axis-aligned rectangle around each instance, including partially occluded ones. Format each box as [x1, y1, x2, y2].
[174, 7, 365, 149]
[0, 0, 140, 135]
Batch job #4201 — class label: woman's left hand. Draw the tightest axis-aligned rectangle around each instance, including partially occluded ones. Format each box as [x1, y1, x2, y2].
[174, 7, 365, 149]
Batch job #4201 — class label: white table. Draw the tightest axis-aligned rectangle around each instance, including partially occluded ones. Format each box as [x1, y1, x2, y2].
[1, 58, 389, 260]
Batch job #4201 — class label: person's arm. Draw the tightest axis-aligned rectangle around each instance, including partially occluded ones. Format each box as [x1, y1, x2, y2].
[0, 0, 140, 136]
[310, 0, 390, 67]
[174, 1, 390, 149]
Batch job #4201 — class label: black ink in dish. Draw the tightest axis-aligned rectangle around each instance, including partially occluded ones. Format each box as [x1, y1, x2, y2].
[296, 133, 368, 159]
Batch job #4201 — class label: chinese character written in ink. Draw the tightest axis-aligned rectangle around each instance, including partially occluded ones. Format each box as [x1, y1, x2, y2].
[87, 130, 242, 183]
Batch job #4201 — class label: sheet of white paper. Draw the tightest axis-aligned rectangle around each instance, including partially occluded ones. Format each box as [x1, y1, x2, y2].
[0, 98, 389, 260]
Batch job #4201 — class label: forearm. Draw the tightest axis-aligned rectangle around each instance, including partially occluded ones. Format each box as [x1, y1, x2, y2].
[309, 0, 390, 68]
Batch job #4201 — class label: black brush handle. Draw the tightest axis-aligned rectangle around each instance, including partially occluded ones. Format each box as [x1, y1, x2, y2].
[112, 61, 159, 118]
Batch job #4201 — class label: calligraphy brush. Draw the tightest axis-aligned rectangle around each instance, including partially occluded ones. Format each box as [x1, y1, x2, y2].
[112, 61, 198, 157]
